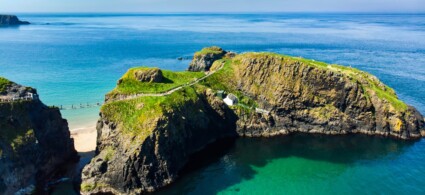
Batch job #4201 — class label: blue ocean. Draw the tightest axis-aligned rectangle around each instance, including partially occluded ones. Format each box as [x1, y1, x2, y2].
[1, 13, 425, 194]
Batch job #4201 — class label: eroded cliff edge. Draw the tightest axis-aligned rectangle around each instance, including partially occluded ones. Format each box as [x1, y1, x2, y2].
[82, 47, 425, 194]
[0, 78, 78, 194]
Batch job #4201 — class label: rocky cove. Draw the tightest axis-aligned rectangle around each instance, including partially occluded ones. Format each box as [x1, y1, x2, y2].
[79, 47, 425, 194]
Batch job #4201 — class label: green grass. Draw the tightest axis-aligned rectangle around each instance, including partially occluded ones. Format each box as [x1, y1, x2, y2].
[81, 183, 95, 192]
[201, 59, 259, 109]
[81, 182, 108, 192]
[104, 146, 115, 162]
[0, 102, 35, 148]
[194, 46, 225, 56]
[103, 50, 410, 143]
[0, 77, 12, 93]
[102, 86, 201, 141]
[200, 59, 235, 91]
[109, 67, 205, 96]
[10, 129, 35, 152]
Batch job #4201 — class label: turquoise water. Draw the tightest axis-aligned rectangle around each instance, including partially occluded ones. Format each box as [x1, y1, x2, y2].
[158, 134, 425, 194]
[1, 13, 425, 194]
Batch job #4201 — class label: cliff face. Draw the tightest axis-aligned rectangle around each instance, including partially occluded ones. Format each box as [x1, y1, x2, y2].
[0, 15, 30, 25]
[220, 53, 425, 139]
[82, 48, 425, 194]
[188, 46, 227, 71]
[82, 87, 237, 194]
[0, 78, 78, 194]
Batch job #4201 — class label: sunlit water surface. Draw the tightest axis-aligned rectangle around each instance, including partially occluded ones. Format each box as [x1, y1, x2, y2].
[1, 13, 424, 194]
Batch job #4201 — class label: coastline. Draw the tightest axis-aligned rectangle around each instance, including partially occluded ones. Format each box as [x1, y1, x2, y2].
[62, 107, 100, 153]
[70, 122, 97, 153]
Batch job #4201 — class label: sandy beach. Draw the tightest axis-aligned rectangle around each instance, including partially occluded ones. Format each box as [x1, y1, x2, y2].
[70, 125, 97, 153]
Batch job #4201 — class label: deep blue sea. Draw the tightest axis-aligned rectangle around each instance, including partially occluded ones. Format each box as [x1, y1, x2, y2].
[1, 13, 425, 194]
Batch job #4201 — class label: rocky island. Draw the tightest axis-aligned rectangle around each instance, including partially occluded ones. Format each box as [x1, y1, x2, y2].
[0, 77, 78, 194]
[0, 15, 30, 26]
[82, 47, 425, 194]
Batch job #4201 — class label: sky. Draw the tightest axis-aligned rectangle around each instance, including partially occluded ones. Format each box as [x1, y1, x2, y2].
[0, 0, 424, 13]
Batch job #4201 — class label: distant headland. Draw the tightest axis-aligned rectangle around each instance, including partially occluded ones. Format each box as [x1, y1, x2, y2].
[0, 15, 30, 26]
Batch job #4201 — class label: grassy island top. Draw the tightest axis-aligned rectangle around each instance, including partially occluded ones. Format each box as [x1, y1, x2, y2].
[108, 67, 205, 96]
[202, 52, 407, 111]
[102, 51, 409, 140]
[194, 46, 225, 56]
[102, 85, 202, 141]
[0, 77, 12, 93]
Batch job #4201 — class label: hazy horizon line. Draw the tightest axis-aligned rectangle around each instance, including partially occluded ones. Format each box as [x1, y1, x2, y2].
[3, 11, 425, 15]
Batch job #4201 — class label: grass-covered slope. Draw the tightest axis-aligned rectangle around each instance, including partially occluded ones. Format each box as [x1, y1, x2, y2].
[102, 86, 202, 141]
[0, 77, 12, 94]
[202, 52, 407, 111]
[0, 102, 36, 153]
[102, 51, 417, 139]
[194, 46, 225, 56]
[107, 67, 204, 96]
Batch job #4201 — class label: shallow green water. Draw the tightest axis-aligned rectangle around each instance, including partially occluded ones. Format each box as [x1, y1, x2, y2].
[158, 134, 425, 194]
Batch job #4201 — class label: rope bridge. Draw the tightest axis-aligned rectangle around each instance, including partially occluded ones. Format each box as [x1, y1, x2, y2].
[53, 101, 104, 110]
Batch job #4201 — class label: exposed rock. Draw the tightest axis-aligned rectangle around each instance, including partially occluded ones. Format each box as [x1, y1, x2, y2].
[225, 52, 237, 59]
[0, 78, 78, 194]
[82, 87, 237, 194]
[134, 68, 163, 83]
[188, 46, 227, 72]
[82, 48, 425, 194]
[0, 78, 37, 101]
[229, 53, 424, 139]
[0, 15, 30, 26]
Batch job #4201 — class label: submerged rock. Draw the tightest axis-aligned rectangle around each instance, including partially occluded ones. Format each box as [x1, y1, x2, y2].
[82, 48, 425, 194]
[0, 77, 78, 194]
[0, 15, 30, 26]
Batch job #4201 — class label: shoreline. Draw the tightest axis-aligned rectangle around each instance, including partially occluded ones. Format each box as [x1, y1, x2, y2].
[70, 122, 97, 153]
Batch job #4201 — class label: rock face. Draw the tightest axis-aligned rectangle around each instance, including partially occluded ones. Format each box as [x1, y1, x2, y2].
[82, 88, 238, 194]
[0, 78, 78, 194]
[82, 48, 425, 194]
[229, 53, 424, 139]
[134, 68, 163, 83]
[0, 15, 30, 26]
[188, 46, 227, 71]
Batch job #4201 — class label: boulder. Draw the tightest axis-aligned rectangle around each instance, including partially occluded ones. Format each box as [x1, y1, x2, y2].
[134, 68, 163, 83]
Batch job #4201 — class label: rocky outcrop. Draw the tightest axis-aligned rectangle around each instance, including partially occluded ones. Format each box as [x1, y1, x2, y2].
[0, 78, 78, 194]
[188, 46, 227, 71]
[229, 53, 425, 139]
[82, 87, 238, 194]
[0, 15, 30, 26]
[82, 48, 425, 194]
[134, 68, 163, 83]
[117, 68, 164, 85]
